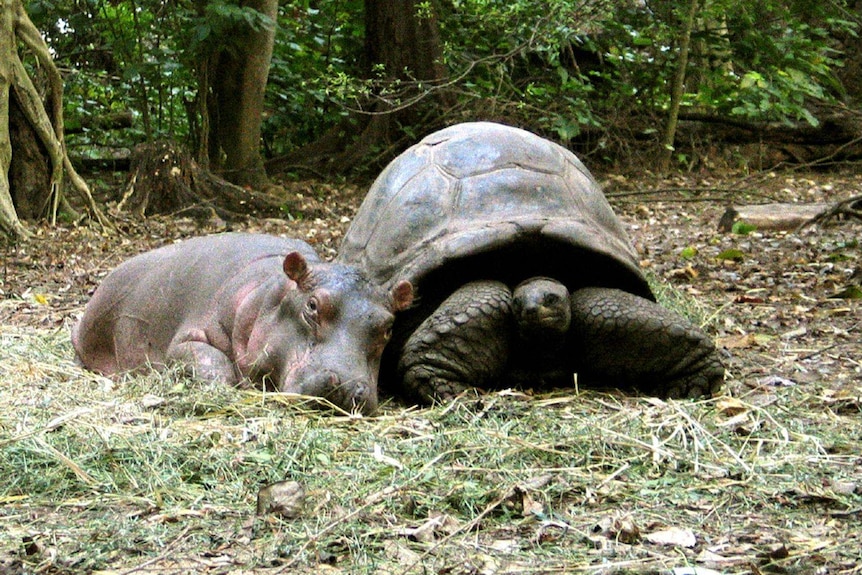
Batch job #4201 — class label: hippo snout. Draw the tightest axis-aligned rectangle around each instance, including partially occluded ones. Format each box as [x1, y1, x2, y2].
[345, 380, 377, 414]
[282, 368, 378, 415]
[323, 372, 377, 415]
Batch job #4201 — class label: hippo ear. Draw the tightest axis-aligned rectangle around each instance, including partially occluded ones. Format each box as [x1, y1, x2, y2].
[283, 252, 313, 289]
[390, 280, 414, 312]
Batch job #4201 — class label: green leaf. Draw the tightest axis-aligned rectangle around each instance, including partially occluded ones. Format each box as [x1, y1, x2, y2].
[829, 285, 862, 300]
[680, 246, 698, 259]
[716, 249, 745, 262]
[731, 221, 757, 235]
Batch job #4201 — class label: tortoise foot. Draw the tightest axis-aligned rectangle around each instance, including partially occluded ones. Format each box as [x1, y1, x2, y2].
[398, 280, 512, 404]
[569, 287, 725, 398]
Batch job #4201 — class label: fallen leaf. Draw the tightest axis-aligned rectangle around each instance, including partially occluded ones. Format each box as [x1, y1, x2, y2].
[680, 246, 698, 259]
[671, 567, 724, 575]
[594, 514, 640, 544]
[734, 294, 765, 304]
[383, 540, 422, 564]
[372, 443, 404, 469]
[519, 490, 544, 517]
[716, 248, 745, 262]
[757, 375, 796, 387]
[645, 527, 697, 547]
[715, 396, 748, 416]
[781, 326, 807, 339]
[716, 333, 757, 349]
[668, 265, 700, 279]
[829, 285, 862, 299]
[140, 394, 165, 409]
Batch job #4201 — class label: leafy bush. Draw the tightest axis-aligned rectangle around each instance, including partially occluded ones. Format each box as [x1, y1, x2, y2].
[26, 0, 857, 164]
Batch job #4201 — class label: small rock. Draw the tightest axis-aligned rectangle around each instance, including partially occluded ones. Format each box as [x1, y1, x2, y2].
[256, 480, 305, 518]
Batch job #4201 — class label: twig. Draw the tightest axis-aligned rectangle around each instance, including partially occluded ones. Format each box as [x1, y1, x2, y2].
[796, 194, 862, 231]
[118, 524, 194, 575]
[278, 486, 402, 571]
[397, 485, 518, 575]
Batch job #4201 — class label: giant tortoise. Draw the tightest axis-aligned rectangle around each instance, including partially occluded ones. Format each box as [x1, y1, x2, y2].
[337, 122, 724, 404]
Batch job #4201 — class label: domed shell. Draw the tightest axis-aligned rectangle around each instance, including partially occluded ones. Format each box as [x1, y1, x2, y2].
[338, 122, 652, 301]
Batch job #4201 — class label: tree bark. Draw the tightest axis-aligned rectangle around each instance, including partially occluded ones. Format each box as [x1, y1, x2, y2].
[206, 0, 277, 188]
[118, 141, 292, 219]
[658, 0, 698, 173]
[718, 203, 832, 232]
[0, 0, 29, 238]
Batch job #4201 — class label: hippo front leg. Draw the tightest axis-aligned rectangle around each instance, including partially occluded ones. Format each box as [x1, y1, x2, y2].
[398, 280, 513, 404]
[167, 333, 240, 385]
[569, 287, 725, 398]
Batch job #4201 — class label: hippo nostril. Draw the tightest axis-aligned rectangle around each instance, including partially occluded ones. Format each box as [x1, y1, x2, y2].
[347, 381, 378, 415]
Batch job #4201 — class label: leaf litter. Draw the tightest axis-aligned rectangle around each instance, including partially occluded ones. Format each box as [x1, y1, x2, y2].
[0, 171, 860, 574]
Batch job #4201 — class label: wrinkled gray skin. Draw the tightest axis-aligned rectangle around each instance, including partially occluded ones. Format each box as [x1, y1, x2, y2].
[72, 233, 413, 414]
[338, 122, 725, 404]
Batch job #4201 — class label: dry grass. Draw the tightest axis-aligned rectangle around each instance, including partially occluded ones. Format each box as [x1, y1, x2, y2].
[1, 324, 860, 575]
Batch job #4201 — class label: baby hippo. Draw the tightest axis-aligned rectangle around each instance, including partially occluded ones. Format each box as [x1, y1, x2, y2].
[72, 233, 413, 414]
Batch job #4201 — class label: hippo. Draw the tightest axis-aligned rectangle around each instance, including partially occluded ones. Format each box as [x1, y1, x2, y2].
[72, 233, 413, 414]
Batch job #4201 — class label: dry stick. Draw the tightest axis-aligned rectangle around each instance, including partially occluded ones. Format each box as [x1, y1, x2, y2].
[606, 187, 739, 198]
[118, 524, 194, 575]
[798, 342, 843, 361]
[396, 485, 531, 575]
[668, 401, 753, 475]
[278, 485, 403, 571]
[793, 134, 862, 171]
[796, 193, 862, 231]
[604, 169, 791, 204]
[33, 436, 97, 486]
[0, 406, 98, 447]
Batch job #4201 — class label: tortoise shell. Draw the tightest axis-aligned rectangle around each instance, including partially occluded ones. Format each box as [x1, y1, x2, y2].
[338, 122, 652, 304]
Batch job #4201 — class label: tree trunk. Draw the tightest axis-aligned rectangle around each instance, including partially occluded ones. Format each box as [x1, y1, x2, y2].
[8, 93, 51, 219]
[206, 0, 278, 188]
[0, 0, 29, 238]
[0, 0, 108, 239]
[365, 0, 452, 117]
[268, 0, 452, 177]
[658, 0, 698, 173]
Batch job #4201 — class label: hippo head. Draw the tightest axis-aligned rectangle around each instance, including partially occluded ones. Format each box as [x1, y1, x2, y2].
[245, 252, 413, 415]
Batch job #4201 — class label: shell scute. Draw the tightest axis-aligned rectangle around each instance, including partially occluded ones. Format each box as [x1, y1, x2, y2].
[338, 122, 651, 300]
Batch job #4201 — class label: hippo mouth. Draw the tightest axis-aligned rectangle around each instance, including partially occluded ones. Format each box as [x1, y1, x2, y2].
[279, 357, 378, 415]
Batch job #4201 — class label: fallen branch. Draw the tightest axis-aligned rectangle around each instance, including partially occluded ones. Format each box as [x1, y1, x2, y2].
[797, 194, 862, 231]
[718, 203, 831, 232]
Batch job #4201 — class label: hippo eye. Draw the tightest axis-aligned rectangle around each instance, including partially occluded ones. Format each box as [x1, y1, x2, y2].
[304, 297, 319, 324]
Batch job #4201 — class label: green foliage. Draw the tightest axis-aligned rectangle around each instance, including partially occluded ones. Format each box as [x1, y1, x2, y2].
[25, 0, 858, 165]
[262, 1, 366, 155]
[723, 1, 849, 126]
[27, 0, 279, 153]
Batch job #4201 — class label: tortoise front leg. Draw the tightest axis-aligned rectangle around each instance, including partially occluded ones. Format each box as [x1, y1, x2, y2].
[569, 287, 725, 398]
[398, 280, 513, 404]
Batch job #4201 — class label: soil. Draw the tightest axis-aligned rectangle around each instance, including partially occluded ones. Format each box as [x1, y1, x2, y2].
[1, 170, 860, 398]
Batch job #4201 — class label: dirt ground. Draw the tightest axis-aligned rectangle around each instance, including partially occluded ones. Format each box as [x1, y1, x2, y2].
[2, 169, 859, 400]
[1, 168, 860, 574]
